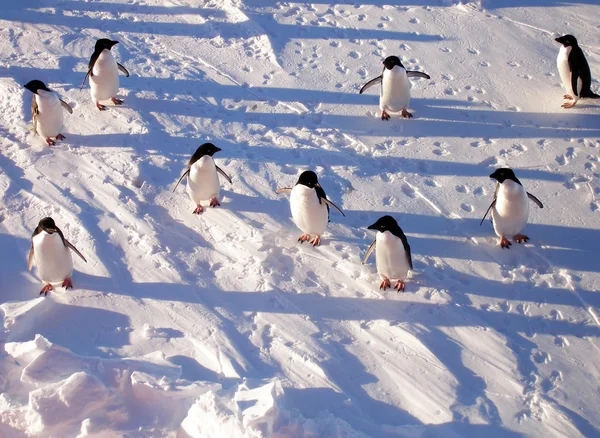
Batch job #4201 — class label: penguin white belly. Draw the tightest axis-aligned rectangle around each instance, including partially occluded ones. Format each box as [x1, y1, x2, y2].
[557, 46, 580, 100]
[90, 50, 119, 102]
[187, 156, 220, 203]
[35, 91, 63, 138]
[492, 182, 529, 238]
[375, 231, 409, 281]
[380, 67, 410, 113]
[33, 232, 73, 284]
[290, 185, 328, 235]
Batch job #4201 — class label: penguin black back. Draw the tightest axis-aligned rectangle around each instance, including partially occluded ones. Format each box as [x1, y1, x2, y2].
[555, 34, 599, 99]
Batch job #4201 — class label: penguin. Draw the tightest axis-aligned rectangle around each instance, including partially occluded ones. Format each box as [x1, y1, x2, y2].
[276, 170, 345, 246]
[23, 80, 73, 146]
[359, 55, 430, 120]
[555, 35, 599, 109]
[80, 38, 130, 111]
[480, 168, 543, 249]
[172, 143, 232, 214]
[362, 215, 413, 292]
[28, 217, 87, 296]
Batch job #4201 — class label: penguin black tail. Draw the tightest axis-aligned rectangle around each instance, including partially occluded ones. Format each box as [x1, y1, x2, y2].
[581, 89, 600, 99]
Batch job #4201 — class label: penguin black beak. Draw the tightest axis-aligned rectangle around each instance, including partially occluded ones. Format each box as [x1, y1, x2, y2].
[214, 146, 222, 153]
[111, 40, 119, 48]
[367, 223, 377, 230]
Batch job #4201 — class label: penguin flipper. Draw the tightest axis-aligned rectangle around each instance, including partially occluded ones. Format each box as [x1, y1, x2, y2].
[321, 198, 345, 217]
[571, 70, 580, 97]
[172, 169, 190, 192]
[275, 187, 293, 194]
[407, 71, 431, 80]
[397, 232, 413, 270]
[31, 98, 39, 135]
[362, 239, 376, 265]
[80, 68, 93, 91]
[216, 166, 233, 185]
[480, 199, 496, 226]
[28, 243, 35, 271]
[359, 76, 382, 94]
[527, 192, 543, 209]
[65, 240, 87, 263]
[60, 99, 73, 114]
[117, 63, 130, 77]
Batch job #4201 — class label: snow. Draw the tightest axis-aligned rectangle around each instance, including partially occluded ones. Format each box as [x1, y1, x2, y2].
[1, 0, 600, 436]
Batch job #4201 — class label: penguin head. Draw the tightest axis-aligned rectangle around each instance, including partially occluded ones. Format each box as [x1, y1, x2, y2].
[189, 142, 221, 165]
[490, 168, 519, 184]
[95, 38, 119, 52]
[38, 217, 59, 234]
[555, 35, 578, 47]
[23, 80, 51, 94]
[296, 170, 320, 189]
[367, 215, 401, 233]
[382, 56, 404, 70]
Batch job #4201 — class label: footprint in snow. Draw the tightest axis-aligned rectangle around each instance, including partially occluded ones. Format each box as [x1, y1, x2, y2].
[401, 184, 416, 199]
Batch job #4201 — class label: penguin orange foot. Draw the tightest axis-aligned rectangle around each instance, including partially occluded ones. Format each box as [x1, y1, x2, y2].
[62, 277, 73, 290]
[298, 234, 311, 243]
[514, 234, 529, 244]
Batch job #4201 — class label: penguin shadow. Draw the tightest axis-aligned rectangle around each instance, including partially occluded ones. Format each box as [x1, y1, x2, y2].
[417, 264, 600, 438]
[2, 56, 85, 106]
[219, 190, 288, 231]
[1, 3, 226, 38]
[483, 0, 600, 7]
[75, 273, 282, 380]
[3, 295, 132, 358]
[0, 142, 34, 197]
[167, 354, 238, 388]
[0, 233, 40, 303]
[285, 385, 524, 438]
[284, 350, 424, 437]
[0, 235, 132, 358]
[343, 208, 600, 274]
[168, 284, 599, 436]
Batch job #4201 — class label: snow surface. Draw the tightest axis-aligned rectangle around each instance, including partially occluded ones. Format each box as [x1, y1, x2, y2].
[1, 0, 600, 436]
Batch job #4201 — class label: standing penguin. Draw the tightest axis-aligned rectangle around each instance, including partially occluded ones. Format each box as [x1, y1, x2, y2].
[359, 55, 430, 120]
[23, 80, 73, 146]
[81, 38, 130, 110]
[28, 217, 87, 296]
[555, 35, 599, 109]
[362, 215, 413, 292]
[173, 143, 232, 214]
[276, 170, 345, 246]
[480, 168, 544, 249]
